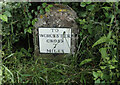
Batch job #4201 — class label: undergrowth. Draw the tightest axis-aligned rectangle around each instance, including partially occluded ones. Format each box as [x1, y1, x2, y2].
[0, 2, 120, 84]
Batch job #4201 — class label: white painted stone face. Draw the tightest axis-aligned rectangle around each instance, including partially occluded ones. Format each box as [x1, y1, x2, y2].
[39, 28, 71, 53]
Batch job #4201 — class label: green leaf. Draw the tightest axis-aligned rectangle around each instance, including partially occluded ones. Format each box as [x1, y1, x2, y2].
[86, 5, 95, 11]
[3, 11, 12, 17]
[79, 59, 92, 66]
[93, 71, 99, 78]
[109, 65, 115, 69]
[100, 66, 106, 69]
[47, 4, 53, 8]
[31, 10, 34, 13]
[107, 31, 112, 39]
[24, 29, 27, 34]
[101, 80, 105, 83]
[99, 48, 107, 59]
[92, 34, 116, 48]
[80, 2, 86, 7]
[21, 74, 32, 77]
[27, 27, 32, 34]
[45, 7, 50, 13]
[37, 6, 41, 10]
[32, 18, 38, 25]
[92, 36, 107, 48]
[83, 25, 88, 29]
[80, 12, 87, 17]
[107, 39, 116, 45]
[35, 11, 38, 15]
[86, 2, 91, 4]
[79, 19, 86, 24]
[0, 14, 8, 22]
[95, 79, 100, 83]
[112, 56, 118, 63]
[102, 7, 111, 11]
[42, 3, 47, 8]
[88, 27, 92, 34]
[110, 15, 114, 24]
[104, 12, 109, 18]
[40, 9, 45, 14]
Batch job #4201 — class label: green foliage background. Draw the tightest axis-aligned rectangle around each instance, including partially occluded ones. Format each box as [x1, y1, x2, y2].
[0, 2, 120, 84]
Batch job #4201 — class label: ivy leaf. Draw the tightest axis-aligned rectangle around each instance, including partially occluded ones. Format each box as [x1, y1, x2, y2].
[80, 2, 86, 7]
[27, 27, 32, 34]
[24, 29, 27, 34]
[37, 6, 41, 10]
[47, 5, 53, 8]
[0, 14, 8, 22]
[35, 11, 38, 16]
[93, 71, 99, 78]
[86, 5, 95, 11]
[32, 18, 38, 26]
[95, 79, 100, 83]
[31, 10, 34, 13]
[45, 7, 50, 13]
[42, 3, 47, 8]
[86, 2, 91, 4]
[40, 9, 44, 15]
[4, 11, 12, 17]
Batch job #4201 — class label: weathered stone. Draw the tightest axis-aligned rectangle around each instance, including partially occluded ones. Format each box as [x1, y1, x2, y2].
[33, 4, 79, 62]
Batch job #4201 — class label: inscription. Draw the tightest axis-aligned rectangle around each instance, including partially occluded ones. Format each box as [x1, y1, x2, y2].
[39, 28, 71, 53]
[47, 49, 64, 53]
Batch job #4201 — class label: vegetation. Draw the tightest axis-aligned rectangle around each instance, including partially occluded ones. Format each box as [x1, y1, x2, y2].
[0, 2, 120, 84]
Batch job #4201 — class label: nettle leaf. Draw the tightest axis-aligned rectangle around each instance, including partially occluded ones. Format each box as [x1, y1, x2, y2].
[109, 65, 115, 69]
[0, 14, 8, 22]
[99, 48, 107, 59]
[95, 79, 100, 83]
[104, 12, 109, 18]
[112, 56, 118, 63]
[107, 31, 112, 39]
[100, 66, 106, 70]
[79, 58, 92, 66]
[102, 7, 111, 11]
[107, 39, 116, 45]
[92, 36, 107, 48]
[92, 33, 116, 48]
[110, 15, 114, 24]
